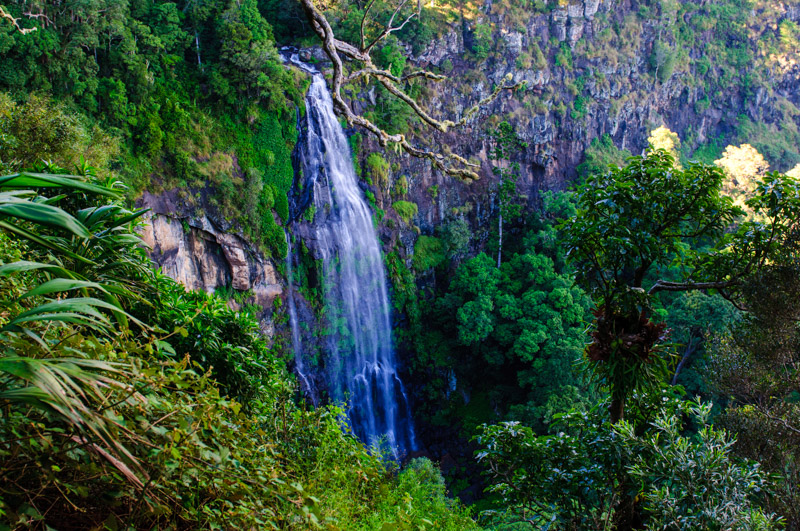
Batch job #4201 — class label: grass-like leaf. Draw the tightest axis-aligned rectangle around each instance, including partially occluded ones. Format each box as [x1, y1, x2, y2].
[0, 172, 121, 198]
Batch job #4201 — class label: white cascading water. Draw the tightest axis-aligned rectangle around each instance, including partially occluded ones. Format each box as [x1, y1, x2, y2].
[290, 60, 417, 458]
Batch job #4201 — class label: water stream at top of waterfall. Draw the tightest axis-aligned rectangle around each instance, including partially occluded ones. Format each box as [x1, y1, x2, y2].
[287, 56, 417, 458]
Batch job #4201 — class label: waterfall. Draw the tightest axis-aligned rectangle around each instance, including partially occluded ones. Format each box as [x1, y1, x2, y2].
[290, 66, 417, 458]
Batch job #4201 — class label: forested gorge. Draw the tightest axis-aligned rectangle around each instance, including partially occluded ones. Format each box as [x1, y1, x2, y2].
[1, 0, 800, 529]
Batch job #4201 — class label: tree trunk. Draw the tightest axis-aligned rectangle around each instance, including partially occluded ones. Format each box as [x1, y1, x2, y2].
[610, 394, 624, 424]
[610, 392, 642, 530]
[671, 334, 698, 385]
[497, 212, 503, 268]
[613, 492, 638, 531]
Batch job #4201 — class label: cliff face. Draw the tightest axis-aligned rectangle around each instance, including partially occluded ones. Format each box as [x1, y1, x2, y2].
[137, 190, 284, 335]
[338, 0, 800, 253]
[137, 0, 800, 343]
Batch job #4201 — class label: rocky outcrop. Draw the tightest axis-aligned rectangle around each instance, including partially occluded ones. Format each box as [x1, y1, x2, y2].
[137, 191, 283, 314]
[303, 0, 800, 252]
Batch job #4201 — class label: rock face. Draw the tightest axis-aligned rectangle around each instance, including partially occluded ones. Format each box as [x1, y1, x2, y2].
[137, 191, 283, 313]
[309, 0, 800, 258]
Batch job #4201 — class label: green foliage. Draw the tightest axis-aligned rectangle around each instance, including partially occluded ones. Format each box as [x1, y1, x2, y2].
[365, 189, 377, 208]
[778, 19, 800, 50]
[567, 148, 739, 302]
[368, 83, 417, 135]
[689, 137, 725, 165]
[0, 168, 480, 529]
[374, 38, 407, 77]
[489, 121, 527, 265]
[577, 133, 632, 179]
[392, 200, 418, 224]
[413, 235, 446, 272]
[618, 401, 779, 529]
[253, 111, 297, 221]
[476, 395, 779, 529]
[438, 251, 588, 428]
[571, 94, 591, 120]
[736, 115, 800, 171]
[555, 41, 573, 69]
[530, 42, 547, 69]
[0, 1, 305, 259]
[0, 94, 119, 173]
[662, 290, 738, 394]
[566, 147, 800, 429]
[569, 151, 730, 418]
[706, 232, 800, 528]
[471, 23, 493, 61]
[151, 281, 267, 402]
[366, 152, 391, 188]
[438, 217, 472, 260]
[650, 40, 676, 82]
[361, 458, 479, 530]
[476, 404, 621, 528]
[393, 174, 409, 198]
[385, 248, 420, 322]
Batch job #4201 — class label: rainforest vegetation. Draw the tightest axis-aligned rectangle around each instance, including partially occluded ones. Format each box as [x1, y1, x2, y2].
[2, 0, 800, 529]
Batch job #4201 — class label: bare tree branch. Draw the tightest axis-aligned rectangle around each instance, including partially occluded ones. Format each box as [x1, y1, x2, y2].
[298, 0, 521, 181]
[648, 279, 738, 295]
[363, 0, 414, 55]
[345, 67, 446, 84]
[0, 6, 37, 34]
[360, 0, 378, 51]
[23, 11, 53, 27]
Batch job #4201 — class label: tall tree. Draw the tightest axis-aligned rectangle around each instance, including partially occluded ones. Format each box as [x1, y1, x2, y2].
[564, 148, 800, 529]
[489, 121, 526, 267]
[564, 149, 800, 422]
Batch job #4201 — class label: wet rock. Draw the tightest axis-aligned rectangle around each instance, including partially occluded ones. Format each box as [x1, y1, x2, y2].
[503, 31, 524, 56]
[551, 8, 568, 41]
[585, 0, 601, 18]
[216, 233, 250, 291]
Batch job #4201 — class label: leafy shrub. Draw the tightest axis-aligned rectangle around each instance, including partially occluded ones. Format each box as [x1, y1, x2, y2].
[619, 402, 779, 529]
[577, 133, 632, 179]
[413, 235, 446, 272]
[650, 40, 676, 82]
[366, 152, 391, 188]
[393, 174, 409, 197]
[438, 218, 472, 259]
[0, 94, 119, 172]
[472, 23, 493, 61]
[134, 276, 269, 403]
[362, 458, 479, 530]
[392, 200, 418, 224]
[555, 42, 573, 68]
[476, 395, 779, 529]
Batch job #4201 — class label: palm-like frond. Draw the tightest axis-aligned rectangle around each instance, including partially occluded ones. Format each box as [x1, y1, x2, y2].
[0, 354, 127, 425]
[0, 350, 144, 487]
[0, 172, 121, 198]
[0, 171, 152, 338]
[1, 170, 151, 487]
